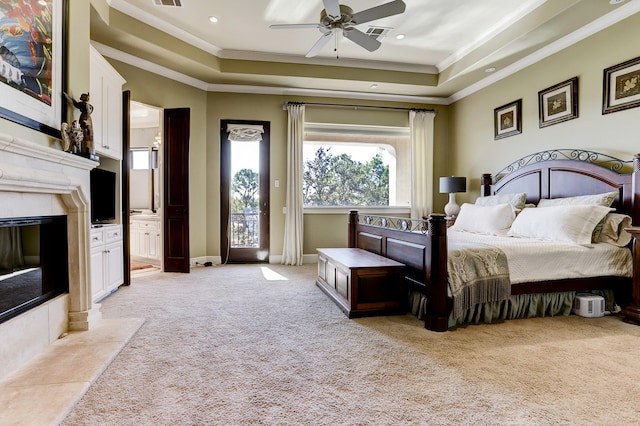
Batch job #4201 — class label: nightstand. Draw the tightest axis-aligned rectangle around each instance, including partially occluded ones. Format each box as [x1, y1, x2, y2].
[446, 216, 456, 228]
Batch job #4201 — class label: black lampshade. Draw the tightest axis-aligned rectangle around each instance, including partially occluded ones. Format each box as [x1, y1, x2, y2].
[439, 176, 466, 193]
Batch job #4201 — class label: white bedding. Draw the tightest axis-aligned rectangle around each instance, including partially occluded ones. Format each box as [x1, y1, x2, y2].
[447, 230, 632, 284]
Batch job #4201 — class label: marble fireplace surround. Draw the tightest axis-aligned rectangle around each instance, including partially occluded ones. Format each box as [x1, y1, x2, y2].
[0, 132, 102, 381]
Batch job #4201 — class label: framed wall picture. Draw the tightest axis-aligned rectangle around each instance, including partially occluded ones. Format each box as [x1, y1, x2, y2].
[538, 77, 578, 128]
[494, 99, 522, 140]
[602, 56, 640, 114]
[0, 0, 67, 138]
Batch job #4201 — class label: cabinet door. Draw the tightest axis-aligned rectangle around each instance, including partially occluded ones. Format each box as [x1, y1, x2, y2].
[90, 46, 124, 160]
[140, 229, 150, 258]
[105, 241, 124, 291]
[130, 225, 141, 257]
[89, 71, 105, 152]
[149, 230, 161, 260]
[103, 77, 123, 159]
[90, 247, 105, 301]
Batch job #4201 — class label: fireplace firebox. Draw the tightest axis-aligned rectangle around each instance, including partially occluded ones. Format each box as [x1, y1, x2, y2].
[0, 216, 69, 324]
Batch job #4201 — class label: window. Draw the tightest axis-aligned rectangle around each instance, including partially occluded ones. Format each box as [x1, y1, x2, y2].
[131, 148, 151, 170]
[303, 123, 410, 209]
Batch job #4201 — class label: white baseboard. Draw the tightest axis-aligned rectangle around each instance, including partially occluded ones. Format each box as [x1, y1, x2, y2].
[190, 256, 221, 267]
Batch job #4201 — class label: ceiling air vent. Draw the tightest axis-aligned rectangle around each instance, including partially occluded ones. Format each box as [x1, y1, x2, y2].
[153, 0, 182, 6]
[365, 27, 391, 40]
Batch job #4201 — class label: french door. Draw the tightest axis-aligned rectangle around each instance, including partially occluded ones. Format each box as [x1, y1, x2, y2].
[220, 120, 270, 263]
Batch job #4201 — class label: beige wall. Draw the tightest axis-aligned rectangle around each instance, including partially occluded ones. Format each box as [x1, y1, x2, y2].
[205, 93, 448, 257]
[449, 13, 640, 205]
[109, 60, 209, 258]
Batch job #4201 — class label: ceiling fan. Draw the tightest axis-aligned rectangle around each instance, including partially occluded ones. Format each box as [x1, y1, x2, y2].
[269, 0, 406, 58]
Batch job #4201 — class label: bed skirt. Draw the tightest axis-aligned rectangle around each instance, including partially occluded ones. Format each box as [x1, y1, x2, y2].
[407, 289, 615, 328]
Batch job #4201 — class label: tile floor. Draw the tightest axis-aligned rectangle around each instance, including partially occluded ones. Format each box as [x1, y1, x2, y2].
[0, 317, 144, 425]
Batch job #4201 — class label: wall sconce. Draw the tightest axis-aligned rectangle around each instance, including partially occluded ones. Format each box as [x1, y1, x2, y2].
[439, 176, 466, 218]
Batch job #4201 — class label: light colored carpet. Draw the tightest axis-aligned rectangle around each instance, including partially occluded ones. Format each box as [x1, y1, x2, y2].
[63, 264, 640, 425]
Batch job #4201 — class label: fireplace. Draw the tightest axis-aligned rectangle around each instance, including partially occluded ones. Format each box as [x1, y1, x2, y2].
[0, 216, 69, 324]
[0, 132, 102, 381]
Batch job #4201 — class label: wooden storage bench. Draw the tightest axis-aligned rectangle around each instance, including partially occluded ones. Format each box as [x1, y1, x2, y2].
[316, 248, 406, 318]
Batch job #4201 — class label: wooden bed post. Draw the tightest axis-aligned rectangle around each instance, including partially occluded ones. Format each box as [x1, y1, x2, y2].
[622, 156, 640, 325]
[481, 173, 492, 197]
[621, 227, 640, 326]
[424, 213, 448, 332]
[348, 210, 358, 248]
[631, 154, 640, 226]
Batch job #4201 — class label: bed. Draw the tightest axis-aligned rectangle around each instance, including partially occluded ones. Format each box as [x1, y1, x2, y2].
[347, 149, 640, 331]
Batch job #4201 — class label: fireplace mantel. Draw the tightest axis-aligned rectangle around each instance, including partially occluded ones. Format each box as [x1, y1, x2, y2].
[0, 131, 103, 380]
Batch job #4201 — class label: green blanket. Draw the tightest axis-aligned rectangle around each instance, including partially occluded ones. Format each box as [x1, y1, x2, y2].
[447, 240, 511, 320]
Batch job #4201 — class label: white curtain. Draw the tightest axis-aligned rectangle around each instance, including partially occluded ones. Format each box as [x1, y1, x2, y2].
[281, 103, 305, 265]
[409, 110, 436, 219]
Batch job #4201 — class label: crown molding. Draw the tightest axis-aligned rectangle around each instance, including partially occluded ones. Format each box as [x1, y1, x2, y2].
[107, 0, 222, 55]
[219, 50, 438, 74]
[97, 0, 640, 106]
[436, 0, 547, 72]
[448, 0, 640, 104]
[92, 42, 446, 105]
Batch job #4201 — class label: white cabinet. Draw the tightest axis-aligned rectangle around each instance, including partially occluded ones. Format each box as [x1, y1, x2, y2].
[130, 216, 161, 264]
[90, 45, 126, 160]
[90, 224, 124, 302]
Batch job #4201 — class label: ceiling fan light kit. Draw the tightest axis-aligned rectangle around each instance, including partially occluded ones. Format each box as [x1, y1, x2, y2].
[270, 0, 406, 58]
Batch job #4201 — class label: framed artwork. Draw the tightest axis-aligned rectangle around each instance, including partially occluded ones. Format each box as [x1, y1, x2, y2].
[0, 0, 67, 138]
[538, 77, 578, 128]
[494, 99, 522, 140]
[602, 56, 640, 114]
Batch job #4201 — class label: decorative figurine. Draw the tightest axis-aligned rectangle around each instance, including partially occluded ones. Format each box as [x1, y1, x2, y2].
[61, 120, 84, 153]
[64, 92, 94, 155]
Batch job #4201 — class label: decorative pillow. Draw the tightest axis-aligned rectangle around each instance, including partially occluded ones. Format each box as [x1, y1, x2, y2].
[475, 193, 527, 210]
[450, 203, 516, 236]
[598, 213, 633, 247]
[536, 191, 618, 242]
[507, 204, 612, 244]
[536, 191, 618, 208]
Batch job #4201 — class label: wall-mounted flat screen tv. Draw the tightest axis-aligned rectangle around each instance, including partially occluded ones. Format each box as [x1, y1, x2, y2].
[90, 168, 116, 224]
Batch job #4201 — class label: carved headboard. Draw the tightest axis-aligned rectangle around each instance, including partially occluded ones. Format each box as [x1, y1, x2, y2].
[480, 150, 640, 224]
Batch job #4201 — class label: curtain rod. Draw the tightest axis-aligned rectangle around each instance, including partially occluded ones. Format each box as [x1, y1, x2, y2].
[282, 101, 437, 113]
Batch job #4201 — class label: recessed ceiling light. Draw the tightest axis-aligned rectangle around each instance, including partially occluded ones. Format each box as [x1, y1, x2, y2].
[609, 0, 625, 4]
[395, 34, 405, 40]
[485, 67, 496, 73]
[208, 16, 219, 23]
[370, 84, 378, 89]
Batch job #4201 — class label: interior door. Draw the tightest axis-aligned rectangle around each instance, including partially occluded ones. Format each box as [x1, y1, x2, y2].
[163, 108, 190, 272]
[220, 120, 270, 263]
[121, 90, 131, 285]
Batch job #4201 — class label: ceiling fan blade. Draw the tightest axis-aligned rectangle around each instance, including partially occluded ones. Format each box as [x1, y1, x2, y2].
[306, 31, 334, 57]
[270, 23, 323, 30]
[350, 0, 406, 25]
[322, 0, 341, 18]
[343, 28, 381, 52]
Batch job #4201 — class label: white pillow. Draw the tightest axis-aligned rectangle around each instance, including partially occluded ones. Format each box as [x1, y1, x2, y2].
[475, 193, 527, 210]
[598, 213, 633, 247]
[450, 203, 516, 236]
[536, 191, 618, 208]
[507, 205, 612, 244]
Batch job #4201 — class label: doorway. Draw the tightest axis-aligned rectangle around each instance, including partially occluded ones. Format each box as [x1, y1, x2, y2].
[128, 101, 163, 272]
[220, 120, 270, 263]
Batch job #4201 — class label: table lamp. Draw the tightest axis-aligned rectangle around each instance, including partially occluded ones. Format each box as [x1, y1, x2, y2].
[439, 176, 466, 218]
